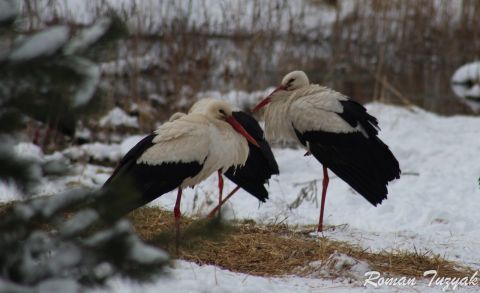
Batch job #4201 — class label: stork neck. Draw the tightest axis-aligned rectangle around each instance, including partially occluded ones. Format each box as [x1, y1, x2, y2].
[263, 92, 298, 143]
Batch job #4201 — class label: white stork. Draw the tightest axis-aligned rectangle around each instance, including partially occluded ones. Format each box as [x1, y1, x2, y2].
[188, 99, 279, 216]
[253, 70, 401, 232]
[103, 100, 259, 247]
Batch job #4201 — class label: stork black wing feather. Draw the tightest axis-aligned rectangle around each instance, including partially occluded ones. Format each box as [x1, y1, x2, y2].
[338, 100, 379, 138]
[336, 100, 400, 182]
[224, 111, 279, 202]
[103, 133, 156, 186]
[296, 128, 400, 206]
[102, 133, 203, 216]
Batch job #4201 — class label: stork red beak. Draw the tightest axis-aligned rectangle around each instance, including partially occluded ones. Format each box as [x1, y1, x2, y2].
[226, 116, 260, 148]
[251, 85, 286, 112]
[251, 97, 271, 112]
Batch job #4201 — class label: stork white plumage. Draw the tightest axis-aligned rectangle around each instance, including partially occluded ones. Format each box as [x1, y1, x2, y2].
[253, 70, 401, 232]
[168, 105, 232, 213]
[103, 100, 259, 249]
[189, 98, 279, 216]
[168, 112, 186, 122]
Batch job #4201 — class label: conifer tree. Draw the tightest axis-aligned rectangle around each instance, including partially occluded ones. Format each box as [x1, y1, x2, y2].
[0, 4, 168, 291]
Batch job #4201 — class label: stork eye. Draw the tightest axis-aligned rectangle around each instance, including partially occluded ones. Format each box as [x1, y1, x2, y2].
[219, 109, 226, 115]
[288, 78, 295, 84]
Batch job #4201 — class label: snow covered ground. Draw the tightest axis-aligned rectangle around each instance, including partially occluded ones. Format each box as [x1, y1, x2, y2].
[94, 261, 477, 293]
[92, 260, 480, 293]
[2, 102, 480, 292]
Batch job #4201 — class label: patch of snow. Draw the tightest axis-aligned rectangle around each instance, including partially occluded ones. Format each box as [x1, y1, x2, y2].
[92, 260, 345, 293]
[62, 142, 122, 162]
[120, 135, 144, 156]
[27, 163, 112, 197]
[75, 126, 92, 141]
[451, 61, 480, 84]
[8, 26, 70, 62]
[100, 52, 164, 75]
[329, 252, 371, 280]
[99, 107, 139, 128]
[76, 164, 112, 186]
[147, 94, 167, 105]
[451, 61, 480, 111]
[91, 259, 478, 293]
[321, 223, 480, 271]
[301, 252, 371, 282]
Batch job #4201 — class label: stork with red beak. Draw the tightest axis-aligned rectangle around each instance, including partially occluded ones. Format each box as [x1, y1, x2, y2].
[188, 98, 279, 216]
[253, 70, 401, 232]
[103, 100, 260, 247]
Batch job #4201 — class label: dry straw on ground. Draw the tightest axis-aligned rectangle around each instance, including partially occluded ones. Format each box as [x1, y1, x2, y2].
[127, 207, 475, 279]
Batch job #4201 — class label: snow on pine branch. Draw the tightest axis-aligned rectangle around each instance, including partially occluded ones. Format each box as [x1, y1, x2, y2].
[1, 14, 122, 108]
[0, 190, 169, 292]
[0, 0, 19, 24]
[63, 17, 112, 55]
[6, 26, 70, 62]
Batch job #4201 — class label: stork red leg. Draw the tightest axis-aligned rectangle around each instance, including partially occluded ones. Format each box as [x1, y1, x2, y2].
[217, 170, 224, 215]
[207, 186, 241, 218]
[318, 165, 329, 232]
[174, 188, 182, 253]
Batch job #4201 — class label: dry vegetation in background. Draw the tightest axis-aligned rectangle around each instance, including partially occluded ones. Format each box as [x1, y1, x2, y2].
[17, 0, 480, 129]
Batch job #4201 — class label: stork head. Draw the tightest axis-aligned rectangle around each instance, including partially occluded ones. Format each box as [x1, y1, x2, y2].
[252, 70, 310, 112]
[195, 99, 260, 147]
[281, 70, 310, 91]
